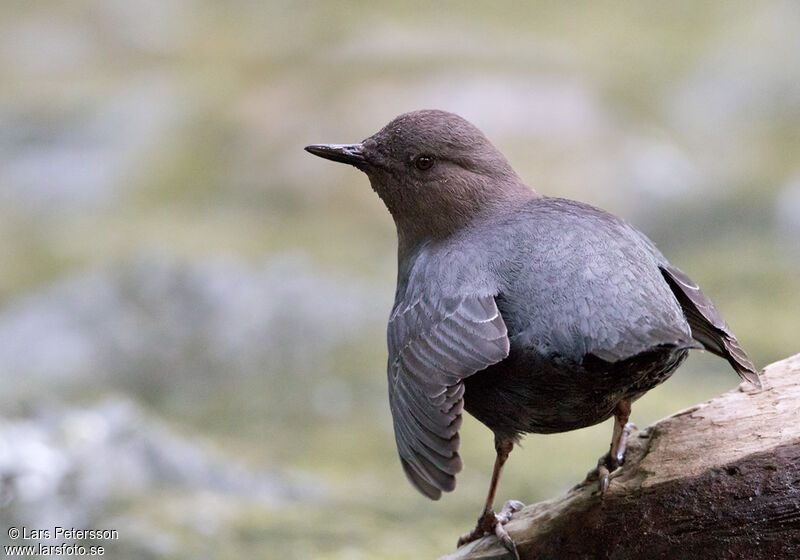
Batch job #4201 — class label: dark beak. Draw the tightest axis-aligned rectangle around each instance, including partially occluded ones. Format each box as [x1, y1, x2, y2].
[304, 143, 365, 167]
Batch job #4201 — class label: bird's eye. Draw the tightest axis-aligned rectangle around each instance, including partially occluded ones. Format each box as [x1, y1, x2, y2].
[415, 155, 435, 170]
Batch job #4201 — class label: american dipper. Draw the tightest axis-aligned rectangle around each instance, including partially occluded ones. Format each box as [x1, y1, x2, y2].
[305, 110, 761, 556]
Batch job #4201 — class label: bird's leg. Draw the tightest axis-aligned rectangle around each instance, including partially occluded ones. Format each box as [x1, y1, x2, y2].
[457, 437, 523, 559]
[585, 399, 633, 494]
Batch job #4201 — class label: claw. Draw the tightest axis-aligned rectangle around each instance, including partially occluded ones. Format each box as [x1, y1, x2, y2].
[456, 500, 524, 556]
[496, 526, 520, 560]
[501, 500, 525, 516]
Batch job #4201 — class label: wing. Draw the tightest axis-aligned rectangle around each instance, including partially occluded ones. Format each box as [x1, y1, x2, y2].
[660, 264, 761, 388]
[387, 294, 509, 499]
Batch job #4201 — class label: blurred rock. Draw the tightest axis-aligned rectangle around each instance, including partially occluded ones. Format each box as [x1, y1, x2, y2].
[0, 398, 318, 544]
[0, 73, 187, 215]
[0, 253, 385, 402]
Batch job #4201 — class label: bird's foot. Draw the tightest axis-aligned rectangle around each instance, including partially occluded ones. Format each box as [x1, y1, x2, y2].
[457, 500, 525, 559]
[582, 422, 635, 495]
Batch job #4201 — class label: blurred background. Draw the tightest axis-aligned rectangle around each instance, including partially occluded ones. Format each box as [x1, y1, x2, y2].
[1, 1, 798, 558]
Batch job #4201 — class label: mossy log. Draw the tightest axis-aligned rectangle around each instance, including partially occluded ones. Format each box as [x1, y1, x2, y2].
[441, 353, 800, 560]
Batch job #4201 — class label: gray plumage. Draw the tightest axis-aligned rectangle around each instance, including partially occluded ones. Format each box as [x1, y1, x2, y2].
[305, 109, 760, 502]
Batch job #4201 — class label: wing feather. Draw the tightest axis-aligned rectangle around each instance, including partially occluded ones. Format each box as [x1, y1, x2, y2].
[388, 294, 509, 499]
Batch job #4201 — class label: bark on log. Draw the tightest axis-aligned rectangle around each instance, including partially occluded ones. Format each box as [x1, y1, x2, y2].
[441, 353, 800, 560]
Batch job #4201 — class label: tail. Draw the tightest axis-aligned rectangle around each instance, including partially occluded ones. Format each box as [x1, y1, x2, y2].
[660, 265, 761, 389]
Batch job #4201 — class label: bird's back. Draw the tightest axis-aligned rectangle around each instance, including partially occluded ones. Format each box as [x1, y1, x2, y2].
[462, 197, 696, 437]
[485, 197, 692, 361]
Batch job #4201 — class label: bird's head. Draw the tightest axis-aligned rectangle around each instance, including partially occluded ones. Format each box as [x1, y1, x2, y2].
[306, 110, 534, 247]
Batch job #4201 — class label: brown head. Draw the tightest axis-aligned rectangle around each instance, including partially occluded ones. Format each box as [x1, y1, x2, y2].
[306, 110, 535, 252]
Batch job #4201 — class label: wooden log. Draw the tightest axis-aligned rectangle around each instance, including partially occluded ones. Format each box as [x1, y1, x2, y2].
[441, 353, 800, 560]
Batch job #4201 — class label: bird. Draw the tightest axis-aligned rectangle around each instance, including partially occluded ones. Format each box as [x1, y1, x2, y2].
[305, 109, 761, 557]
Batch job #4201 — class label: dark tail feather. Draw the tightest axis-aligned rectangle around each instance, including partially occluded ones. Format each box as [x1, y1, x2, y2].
[722, 337, 762, 389]
[660, 265, 761, 389]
